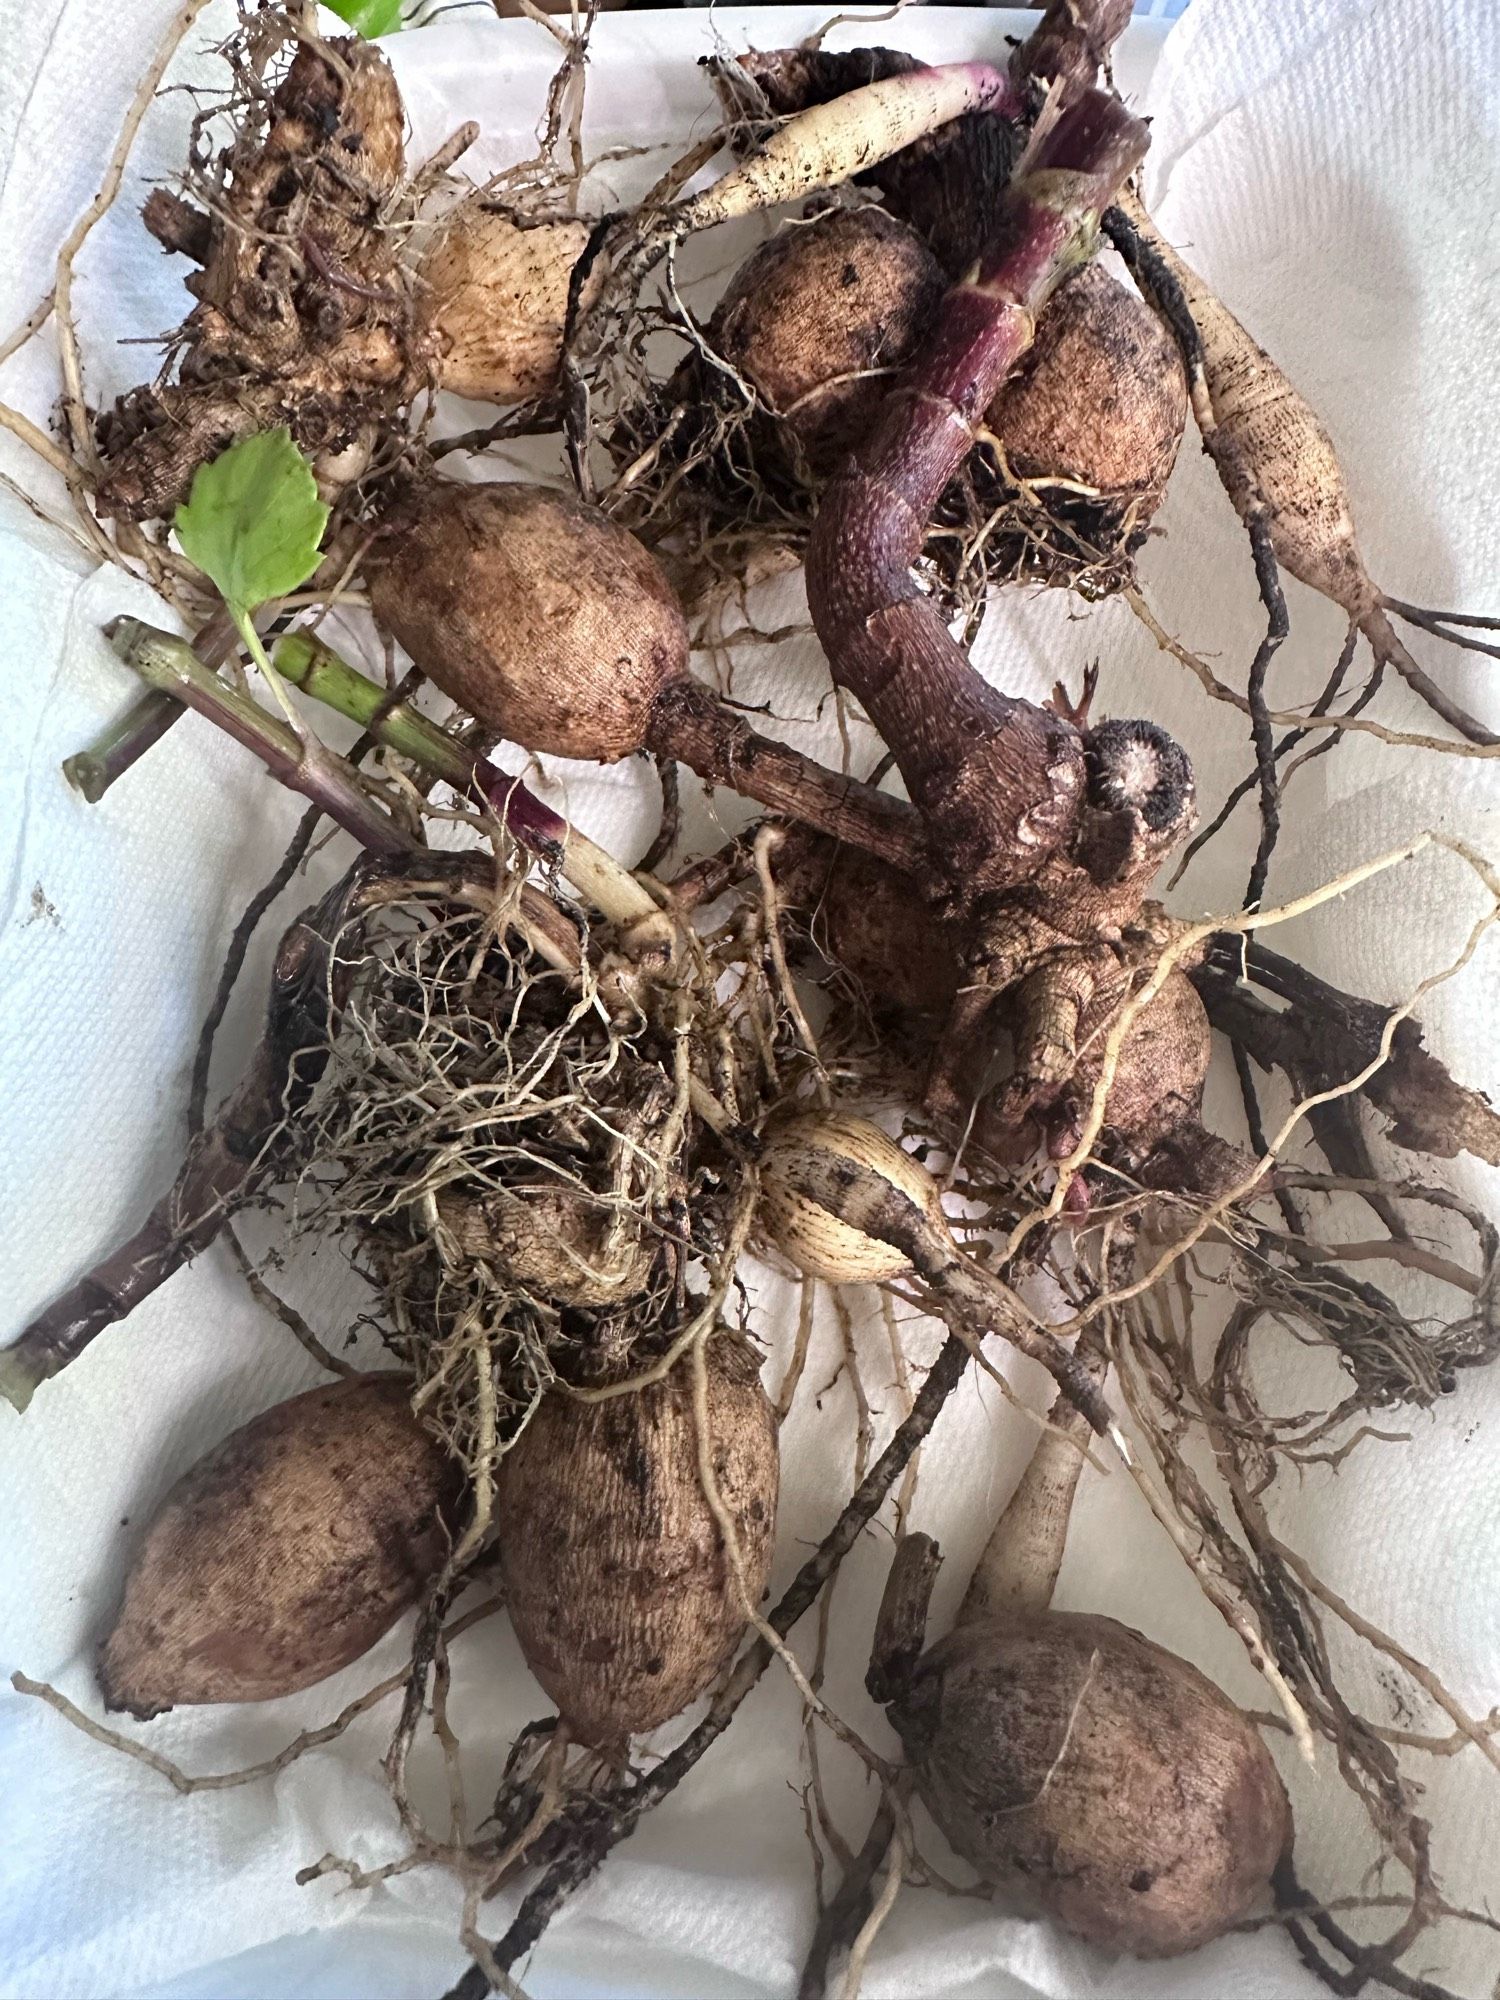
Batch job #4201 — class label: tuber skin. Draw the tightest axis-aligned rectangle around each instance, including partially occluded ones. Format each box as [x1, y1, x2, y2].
[709, 206, 946, 471]
[861, 1341, 1289, 1965]
[99, 37, 433, 521]
[418, 204, 591, 407]
[888, 1595, 1292, 1957]
[99, 1375, 461, 1717]
[495, 1336, 778, 1747]
[437, 1185, 654, 1309]
[366, 477, 929, 872]
[986, 262, 1188, 583]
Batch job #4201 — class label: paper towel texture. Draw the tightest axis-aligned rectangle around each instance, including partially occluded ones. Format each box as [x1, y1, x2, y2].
[2, 5, 1498, 1997]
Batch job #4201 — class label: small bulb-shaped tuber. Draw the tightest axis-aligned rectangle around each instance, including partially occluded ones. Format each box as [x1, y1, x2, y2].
[419, 204, 590, 406]
[710, 206, 946, 469]
[757, 1108, 947, 1284]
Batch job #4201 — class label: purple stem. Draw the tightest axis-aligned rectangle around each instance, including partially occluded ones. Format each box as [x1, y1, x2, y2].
[806, 90, 1149, 911]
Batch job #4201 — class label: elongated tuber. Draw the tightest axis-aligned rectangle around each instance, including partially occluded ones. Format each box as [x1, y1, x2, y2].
[99, 1374, 461, 1717]
[1111, 190, 1499, 746]
[495, 1335, 778, 1746]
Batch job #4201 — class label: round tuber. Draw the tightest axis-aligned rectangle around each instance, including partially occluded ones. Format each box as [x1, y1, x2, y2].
[985, 263, 1187, 581]
[495, 1336, 778, 1746]
[98, 1373, 460, 1717]
[709, 206, 946, 468]
[890, 1608, 1291, 1956]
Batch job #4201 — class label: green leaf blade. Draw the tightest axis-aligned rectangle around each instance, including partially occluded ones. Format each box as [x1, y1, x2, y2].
[174, 428, 330, 619]
[323, 0, 403, 39]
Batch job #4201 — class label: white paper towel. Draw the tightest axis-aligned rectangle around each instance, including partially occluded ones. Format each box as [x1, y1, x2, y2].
[3, 5, 1499, 1998]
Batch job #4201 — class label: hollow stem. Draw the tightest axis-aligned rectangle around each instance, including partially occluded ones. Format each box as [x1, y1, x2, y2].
[63, 690, 183, 801]
[110, 620, 411, 856]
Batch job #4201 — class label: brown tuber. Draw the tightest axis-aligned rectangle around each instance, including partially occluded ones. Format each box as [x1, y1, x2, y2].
[709, 207, 946, 469]
[368, 479, 689, 762]
[98, 1373, 460, 1717]
[863, 1357, 1289, 1968]
[495, 1336, 778, 1746]
[99, 36, 430, 521]
[366, 476, 929, 868]
[889, 1605, 1291, 1956]
[986, 263, 1187, 585]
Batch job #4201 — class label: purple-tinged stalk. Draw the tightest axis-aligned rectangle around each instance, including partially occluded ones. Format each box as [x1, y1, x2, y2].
[0, 850, 585, 1410]
[807, 91, 1150, 908]
[0, 871, 357, 1411]
[109, 618, 412, 857]
[271, 628, 661, 927]
[1010, 0, 1135, 105]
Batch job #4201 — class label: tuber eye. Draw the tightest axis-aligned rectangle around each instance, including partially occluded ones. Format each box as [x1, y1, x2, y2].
[1083, 716, 1195, 835]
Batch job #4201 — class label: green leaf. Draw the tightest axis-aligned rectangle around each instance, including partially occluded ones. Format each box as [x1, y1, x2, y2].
[174, 429, 330, 619]
[322, 0, 403, 39]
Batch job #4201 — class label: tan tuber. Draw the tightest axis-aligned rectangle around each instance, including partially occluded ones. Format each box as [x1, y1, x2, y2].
[365, 476, 929, 868]
[495, 1336, 778, 1747]
[419, 204, 590, 407]
[98, 1374, 460, 1717]
[756, 1108, 948, 1283]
